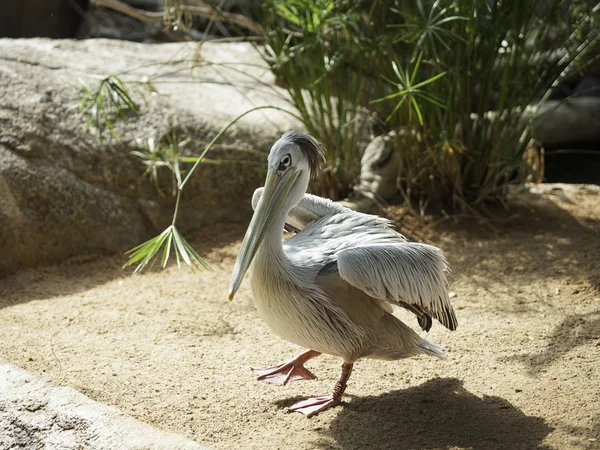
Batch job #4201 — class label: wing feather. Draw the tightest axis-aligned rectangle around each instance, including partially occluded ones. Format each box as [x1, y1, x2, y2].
[336, 243, 458, 330]
[253, 188, 455, 329]
[253, 188, 343, 232]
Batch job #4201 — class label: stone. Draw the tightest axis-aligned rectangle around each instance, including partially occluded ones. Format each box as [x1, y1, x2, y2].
[0, 38, 300, 276]
[338, 132, 400, 212]
[0, 356, 206, 449]
[533, 97, 600, 149]
[343, 96, 600, 211]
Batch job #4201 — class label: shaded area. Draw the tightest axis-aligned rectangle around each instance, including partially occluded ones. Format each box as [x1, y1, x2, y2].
[412, 191, 600, 311]
[0, 222, 245, 310]
[0, 0, 88, 38]
[506, 311, 600, 373]
[545, 150, 600, 185]
[554, 418, 600, 449]
[325, 378, 552, 450]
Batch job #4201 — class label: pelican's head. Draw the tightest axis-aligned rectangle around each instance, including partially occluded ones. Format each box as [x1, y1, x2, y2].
[228, 131, 324, 301]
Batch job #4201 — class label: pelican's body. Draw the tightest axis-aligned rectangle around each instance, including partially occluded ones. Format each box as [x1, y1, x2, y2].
[250, 192, 448, 362]
[229, 131, 457, 416]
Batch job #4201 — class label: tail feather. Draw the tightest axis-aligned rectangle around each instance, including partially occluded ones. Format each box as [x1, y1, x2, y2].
[369, 313, 447, 360]
[419, 338, 445, 359]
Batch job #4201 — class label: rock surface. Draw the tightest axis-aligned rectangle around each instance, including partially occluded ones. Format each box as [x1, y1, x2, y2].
[0, 38, 300, 276]
[534, 97, 600, 149]
[0, 356, 206, 450]
[339, 132, 401, 212]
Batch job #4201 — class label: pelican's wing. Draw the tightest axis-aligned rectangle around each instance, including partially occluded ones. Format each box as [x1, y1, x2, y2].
[335, 243, 458, 331]
[252, 188, 349, 232]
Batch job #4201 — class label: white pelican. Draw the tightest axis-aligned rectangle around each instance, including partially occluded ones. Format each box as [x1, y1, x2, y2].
[229, 131, 457, 417]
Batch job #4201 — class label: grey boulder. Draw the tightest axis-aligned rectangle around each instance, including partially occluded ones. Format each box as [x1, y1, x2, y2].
[0, 38, 299, 276]
[0, 356, 206, 450]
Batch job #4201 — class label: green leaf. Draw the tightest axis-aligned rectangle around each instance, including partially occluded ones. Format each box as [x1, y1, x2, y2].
[76, 75, 141, 143]
[123, 225, 210, 274]
[161, 233, 173, 268]
[411, 96, 424, 125]
[172, 227, 192, 266]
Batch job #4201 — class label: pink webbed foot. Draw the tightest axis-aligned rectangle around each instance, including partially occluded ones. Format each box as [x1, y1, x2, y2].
[251, 350, 321, 385]
[252, 362, 317, 385]
[289, 394, 341, 417]
[288, 361, 354, 418]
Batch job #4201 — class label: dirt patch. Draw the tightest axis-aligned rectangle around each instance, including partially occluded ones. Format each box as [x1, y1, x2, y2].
[0, 185, 599, 449]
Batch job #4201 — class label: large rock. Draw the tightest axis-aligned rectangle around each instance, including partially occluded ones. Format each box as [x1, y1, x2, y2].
[0, 356, 206, 449]
[0, 38, 300, 276]
[339, 132, 401, 212]
[534, 97, 600, 149]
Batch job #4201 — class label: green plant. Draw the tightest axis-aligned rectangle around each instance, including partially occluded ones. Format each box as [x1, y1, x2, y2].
[132, 133, 192, 196]
[78, 76, 141, 143]
[255, 0, 599, 212]
[383, 0, 600, 212]
[163, 0, 193, 30]
[372, 52, 447, 124]
[125, 224, 209, 274]
[123, 105, 299, 274]
[131, 130, 266, 198]
[390, 0, 466, 61]
[255, 0, 370, 200]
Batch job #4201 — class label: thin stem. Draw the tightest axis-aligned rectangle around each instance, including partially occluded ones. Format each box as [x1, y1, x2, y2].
[89, 0, 261, 33]
[169, 105, 300, 227]
[179, 105, 300, 190]
[171, 192, 181, 227]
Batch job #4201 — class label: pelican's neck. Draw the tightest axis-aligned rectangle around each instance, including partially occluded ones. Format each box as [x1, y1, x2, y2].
[253, 170, 309, 277]
[256, 208, 287, 263]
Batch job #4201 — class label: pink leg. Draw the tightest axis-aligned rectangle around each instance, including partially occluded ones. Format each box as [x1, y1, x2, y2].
[289, 362, 354, 417]
[251, 350, 322, 385]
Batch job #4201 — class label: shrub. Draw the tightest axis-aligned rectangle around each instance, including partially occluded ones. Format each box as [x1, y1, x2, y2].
[254, 0, 600, 211]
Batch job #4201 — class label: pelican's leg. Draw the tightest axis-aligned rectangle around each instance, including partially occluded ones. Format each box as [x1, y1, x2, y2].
[251, 349, 322, 385]
[289, 362, 354, 417]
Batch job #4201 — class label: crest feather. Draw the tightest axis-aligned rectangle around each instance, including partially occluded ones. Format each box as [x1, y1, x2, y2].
[278, 130, 325, 176]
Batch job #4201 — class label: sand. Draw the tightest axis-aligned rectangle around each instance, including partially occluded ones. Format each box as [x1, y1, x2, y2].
[0, 184, 599, 449]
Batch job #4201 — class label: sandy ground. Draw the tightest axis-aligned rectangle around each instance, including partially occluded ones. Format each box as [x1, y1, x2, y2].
[1, 184, 599, 450]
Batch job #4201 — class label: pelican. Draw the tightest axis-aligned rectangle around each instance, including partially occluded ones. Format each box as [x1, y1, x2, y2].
[228, 131, 457, 417]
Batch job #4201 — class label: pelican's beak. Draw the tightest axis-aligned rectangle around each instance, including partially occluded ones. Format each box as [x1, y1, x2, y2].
[228, 167, 299, 301]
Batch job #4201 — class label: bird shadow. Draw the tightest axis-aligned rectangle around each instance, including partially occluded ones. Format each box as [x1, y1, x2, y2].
[301, 378, 552, 450]
[503, 311, 600, 374]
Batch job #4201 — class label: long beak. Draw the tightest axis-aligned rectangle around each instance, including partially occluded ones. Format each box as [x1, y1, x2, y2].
[228, 167, 299, 301]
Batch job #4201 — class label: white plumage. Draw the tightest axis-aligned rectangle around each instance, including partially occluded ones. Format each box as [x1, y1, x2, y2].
[252, 189, 457, 333]
[230, 131, 457, 417]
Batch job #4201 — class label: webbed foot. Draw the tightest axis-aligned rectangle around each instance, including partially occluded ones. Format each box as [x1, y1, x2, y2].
[251, 350, 321, 385]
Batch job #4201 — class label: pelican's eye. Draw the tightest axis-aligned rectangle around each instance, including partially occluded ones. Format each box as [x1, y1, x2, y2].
[278, 154, 292, 171]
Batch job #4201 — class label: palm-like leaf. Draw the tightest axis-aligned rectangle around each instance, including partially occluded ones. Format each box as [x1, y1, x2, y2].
[78, 76, 140, 143]
[372, 52, 446, 124]
[391, 0, 466, 59]
[123, 225, 210, 274]
[123, 105, 299, 274]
